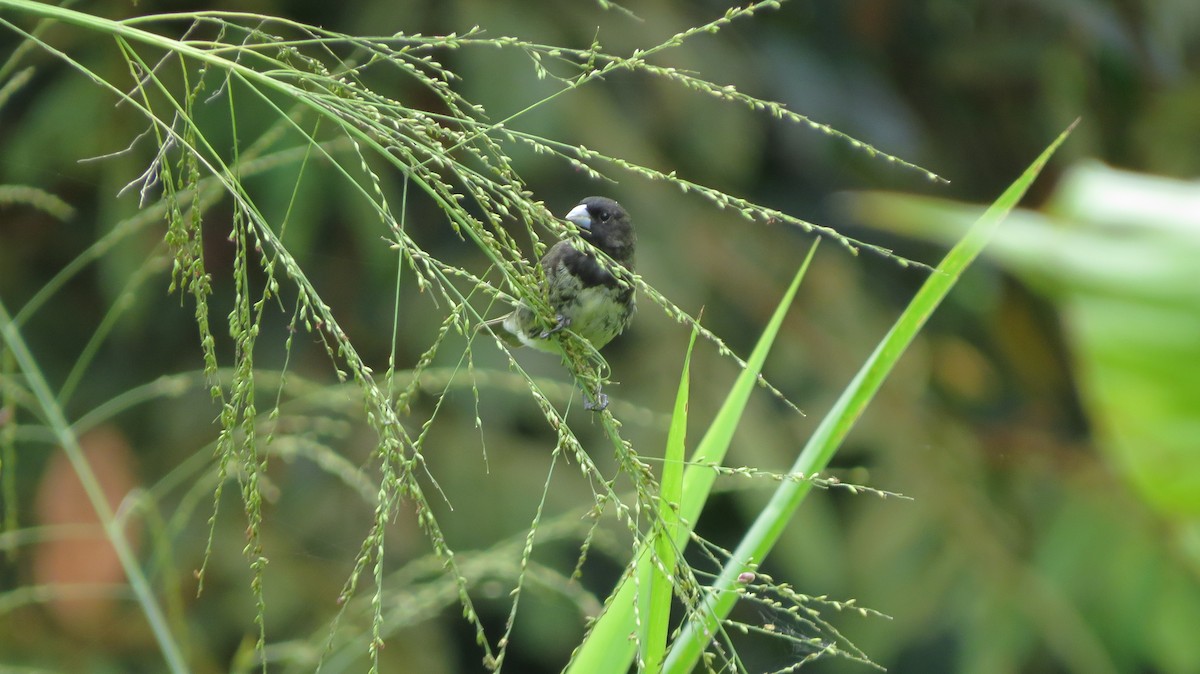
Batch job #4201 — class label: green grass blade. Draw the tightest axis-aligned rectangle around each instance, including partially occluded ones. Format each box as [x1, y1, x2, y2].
[672, 238, 819, 539]
[638, 323, 699, 671]
[567, 241, 819, 674]
[662, 120, 1078, 673]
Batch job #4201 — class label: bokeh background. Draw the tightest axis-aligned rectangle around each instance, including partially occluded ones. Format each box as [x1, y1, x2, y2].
[2, 0, 1200, 672]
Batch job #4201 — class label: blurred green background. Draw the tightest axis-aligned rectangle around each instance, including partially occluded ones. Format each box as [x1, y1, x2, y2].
[2, 0, 1200, 672]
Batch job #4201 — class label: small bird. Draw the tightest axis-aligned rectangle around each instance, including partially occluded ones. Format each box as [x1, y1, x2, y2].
[490, 196, 637, 409]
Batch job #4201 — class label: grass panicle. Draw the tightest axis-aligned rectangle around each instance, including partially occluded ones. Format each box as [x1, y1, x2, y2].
[0, 2, 1013, 672]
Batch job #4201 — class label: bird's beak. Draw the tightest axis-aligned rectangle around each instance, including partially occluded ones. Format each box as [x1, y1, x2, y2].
[564, 203, 592, 230]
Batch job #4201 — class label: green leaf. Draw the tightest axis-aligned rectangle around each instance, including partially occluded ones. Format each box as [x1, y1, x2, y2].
[638, 322, 698, 671]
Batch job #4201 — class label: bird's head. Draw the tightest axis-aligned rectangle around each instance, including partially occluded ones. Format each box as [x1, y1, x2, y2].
[564, 196, 635, 263]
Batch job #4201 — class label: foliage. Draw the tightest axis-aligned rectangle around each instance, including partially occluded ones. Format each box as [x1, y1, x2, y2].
[3, 1, 1199, 673]
[0, 2, 941, 672]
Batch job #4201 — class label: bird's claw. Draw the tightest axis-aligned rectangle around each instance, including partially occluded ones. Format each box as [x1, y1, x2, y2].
[539, 314, 571, 339]
[583, 391, 609, 412]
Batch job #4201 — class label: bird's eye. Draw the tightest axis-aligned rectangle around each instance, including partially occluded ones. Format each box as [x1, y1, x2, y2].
[598, 210, 611, 222]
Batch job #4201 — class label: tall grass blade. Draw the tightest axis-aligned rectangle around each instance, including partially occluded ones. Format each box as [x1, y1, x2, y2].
[638, 323, 699, 671]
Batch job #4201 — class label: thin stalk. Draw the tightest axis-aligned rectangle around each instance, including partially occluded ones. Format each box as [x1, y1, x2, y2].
[0, 299, 188, 673]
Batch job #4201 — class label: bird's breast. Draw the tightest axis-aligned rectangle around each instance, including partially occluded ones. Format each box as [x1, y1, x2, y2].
[560, 284, 635, 350]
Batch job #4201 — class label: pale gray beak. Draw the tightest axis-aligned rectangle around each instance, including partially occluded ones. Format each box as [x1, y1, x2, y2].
[564, 203, 592, 230]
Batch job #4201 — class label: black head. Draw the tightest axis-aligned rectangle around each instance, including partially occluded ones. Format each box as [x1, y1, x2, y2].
[564, 196, 636, 265]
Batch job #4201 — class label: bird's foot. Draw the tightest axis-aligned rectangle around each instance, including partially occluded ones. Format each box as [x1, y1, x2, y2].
[583, 389, 609, 412]
[539, 314, 571, 339]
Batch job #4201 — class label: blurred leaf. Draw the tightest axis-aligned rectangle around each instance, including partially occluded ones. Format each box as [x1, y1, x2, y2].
[850, 161, 1200, 517]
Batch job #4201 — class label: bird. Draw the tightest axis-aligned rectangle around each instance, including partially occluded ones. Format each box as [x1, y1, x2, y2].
[489, 196, 637, 409]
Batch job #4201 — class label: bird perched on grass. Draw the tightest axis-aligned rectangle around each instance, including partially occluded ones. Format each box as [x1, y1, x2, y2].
[490, 196, 636, 409]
